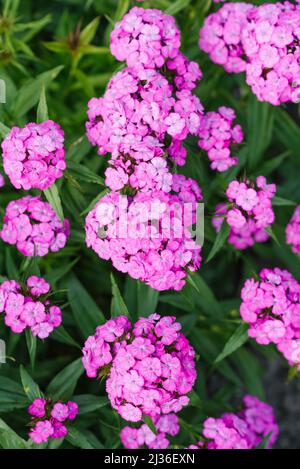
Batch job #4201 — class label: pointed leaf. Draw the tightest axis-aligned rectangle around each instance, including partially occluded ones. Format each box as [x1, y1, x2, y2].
[214, 323, 249, 364]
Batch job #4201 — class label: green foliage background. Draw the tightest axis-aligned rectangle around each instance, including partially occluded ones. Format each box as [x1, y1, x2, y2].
[0, 0, 299, 449]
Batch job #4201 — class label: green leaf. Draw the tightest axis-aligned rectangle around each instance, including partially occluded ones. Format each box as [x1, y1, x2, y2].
[265, 226, 280, 246]
[36, 85, 49, 123]
[66, 427, 103, 449]
[206, 222, 230, 263]
[110, 273, 131, 318]
[143, 415, 157, 436]
[137, 281, 159, 316]
[79, 17, 99, 45]
[0, 377, 28, 412]
[247, 96, 274, 171]
[214, 323, 249, 364]
[0, 121, 10, 138]
[20, 365, 43, 401]
[166, 0, 192, 15]
[44, 183, 64, 222]
[66, 161, 105, 186]
[44, 257, 80, 285]
[257, 433, 271, 449]
[50, 325, 80, 349]
[187, 273, 222, 318]
[230, 348, 265, 399]
[13, 65, 64, 117]
[80, 188, 109, 216]
[114, 0, 130, 22]
[72, 395, 108, 414]
[272, 196, 296, 207]
[47, 358, 84, 400]
[68, 273, 105, 337]
[25, 329, 37, 370]
[0, 419, 28, 449]
[275, 108, 300, 159]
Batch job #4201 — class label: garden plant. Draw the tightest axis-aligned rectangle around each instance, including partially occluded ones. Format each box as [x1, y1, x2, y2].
[0, 0, 300, 450]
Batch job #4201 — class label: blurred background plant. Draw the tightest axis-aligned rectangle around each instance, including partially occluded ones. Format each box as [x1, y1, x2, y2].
[0, 0, 300, 449]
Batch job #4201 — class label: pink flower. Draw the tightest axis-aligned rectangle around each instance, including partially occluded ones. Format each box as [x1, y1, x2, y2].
[28, 398, 47, 418]
[0, 196, 69, 257]
[83, 314, 196, 422]
[51, 403, 70, 422]
[240, 268, 300, 370]
[1, 120, 65, 190]
[29, 420, 54, 444]
[0, 276, 62, 340]
[119, 403, 142, 422]
[227, 208, 246, 229]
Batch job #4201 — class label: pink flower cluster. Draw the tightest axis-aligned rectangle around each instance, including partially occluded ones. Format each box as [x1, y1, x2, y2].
[0, 276, 62, 339]
[86, 7, 205, 196]
[82, 314, 197, 422]
[199, 2, 300, 105]
[110, 7, 181, 71]
[1, 120, 66, 190]
[121, 413, 179, 449]
[189, 395, 278, 449]
[199, 2, 253, 74]
[286, 205, 300, 254]
[0, 173, 4, 188]
[240, 267, 300, 370]
[0, 196, 69, 257]
[198, 106, 243, 171]
[86, 64, 203, 192]
[85, 175, 202, 291]
[212, 176, 276, 250]
[28, 398, 78, 444]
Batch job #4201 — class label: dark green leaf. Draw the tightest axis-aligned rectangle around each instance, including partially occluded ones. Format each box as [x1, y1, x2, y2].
[68, 273, 105, 337]
[47, 358, 84, 400]
[214, 323, 249, 364]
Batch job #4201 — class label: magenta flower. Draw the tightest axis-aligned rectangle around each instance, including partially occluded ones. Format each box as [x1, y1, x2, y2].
[0, 276, 62, 339]
[83, 314, 196, 423]
[1, 120, 66, 190]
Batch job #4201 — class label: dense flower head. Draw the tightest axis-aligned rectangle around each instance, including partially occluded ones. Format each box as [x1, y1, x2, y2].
[198, 106, 243, 171]
[199, 2, 300, 105]
[199, 2, 253, 73]
[120, 413, 179, 449]
[1, 120, 65, 190]
[28, 398, 78, 444]
[0, 196, 69, 257]
[82, 314, 197, 422]
[240, 267, 300, 370]
[0, 276, 62, 339]
[86, 66, 203, 183]
[286, 205, 300, 254]
[110, 7, 181, 71]
[85, 175, 202, 291]
[189, 395, 278, 449]
[212, 176, 276, 249]
[82, 316, 131, 378]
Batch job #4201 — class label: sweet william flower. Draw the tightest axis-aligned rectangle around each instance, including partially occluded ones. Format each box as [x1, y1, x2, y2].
[200, 2, 300, 105]
[189, 395, 278, 449]
[28, 398, 78, 444]
[213, 176, 276, 250]
[0, 276, 62, 339]
[0, 196, 69, 257]
[240, 267, 300, 370]
[1, 120, 65, 190]
[286, 205, 300, 254]
[82, 314, 197, 422]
